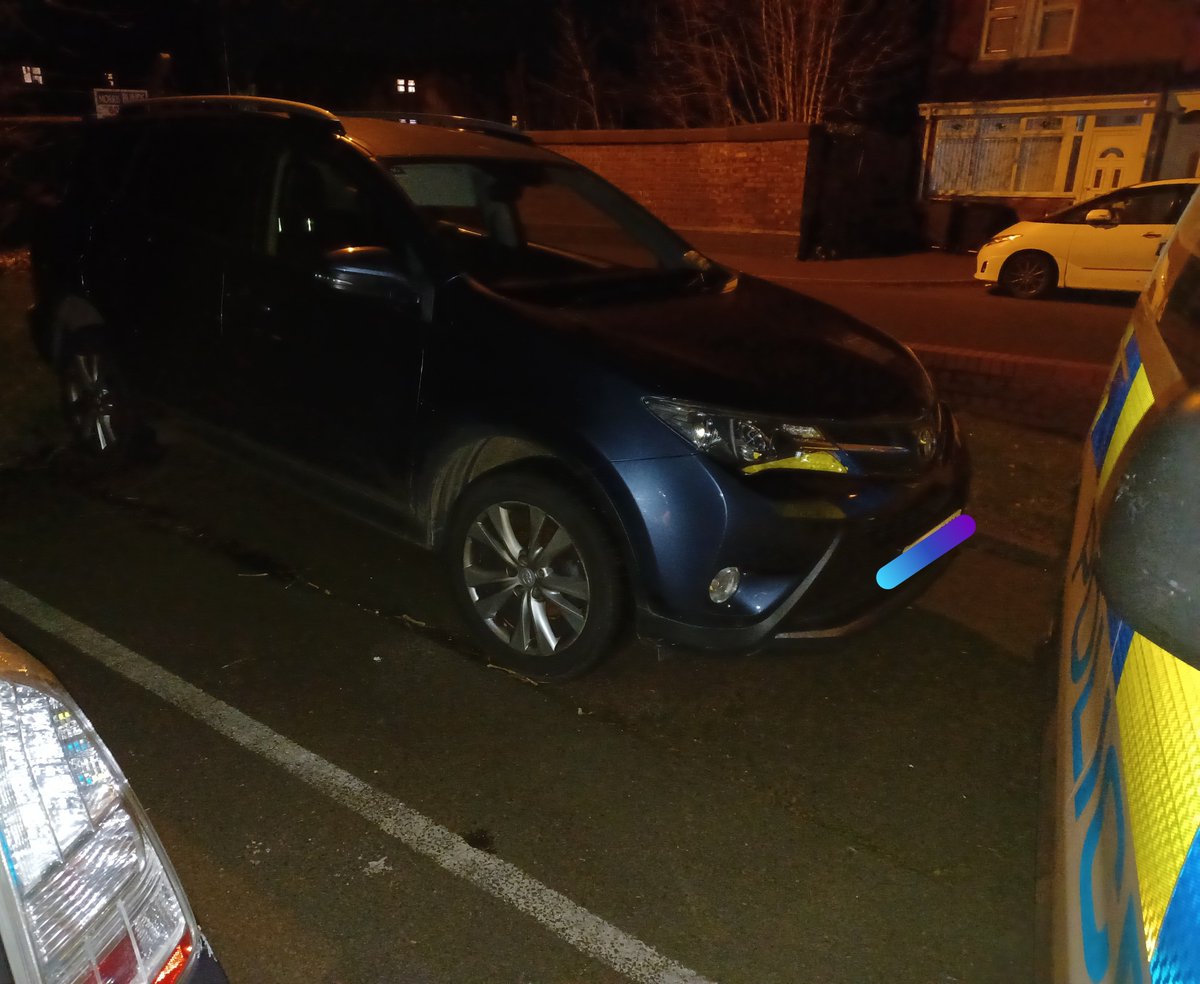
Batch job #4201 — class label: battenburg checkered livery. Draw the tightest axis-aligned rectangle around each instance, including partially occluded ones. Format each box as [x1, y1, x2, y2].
[1057, 188, 1200, 982]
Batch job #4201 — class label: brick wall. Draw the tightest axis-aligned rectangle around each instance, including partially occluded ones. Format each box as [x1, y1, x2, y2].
[530, 124, 811, 256]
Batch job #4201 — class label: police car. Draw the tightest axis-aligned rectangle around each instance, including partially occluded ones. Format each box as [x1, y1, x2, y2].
[1054, 184, 1200, 979]
[0, 632, 227, 984]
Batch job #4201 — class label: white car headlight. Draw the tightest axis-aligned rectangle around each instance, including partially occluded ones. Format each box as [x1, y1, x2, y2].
[983, 233, 1023, 248]
[0, 677, 197, 984]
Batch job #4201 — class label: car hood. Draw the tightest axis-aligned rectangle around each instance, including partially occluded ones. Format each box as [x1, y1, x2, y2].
[506, 273, 935, 420]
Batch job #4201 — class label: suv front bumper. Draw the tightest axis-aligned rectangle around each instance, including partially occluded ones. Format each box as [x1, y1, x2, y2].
[618, 407, 970, 652]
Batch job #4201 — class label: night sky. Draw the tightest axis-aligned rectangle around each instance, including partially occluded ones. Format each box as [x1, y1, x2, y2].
[2, 0, 935, 128]
[2, 0, 566, 120]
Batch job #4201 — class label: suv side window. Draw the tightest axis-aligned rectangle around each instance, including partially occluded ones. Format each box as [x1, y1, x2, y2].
[266, 143, 393, 264]
[67, 124, 144, 220]
[124, 120, 265, 250]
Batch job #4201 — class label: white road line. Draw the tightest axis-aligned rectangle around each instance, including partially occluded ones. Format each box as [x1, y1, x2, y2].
[0, 578, 716, 984]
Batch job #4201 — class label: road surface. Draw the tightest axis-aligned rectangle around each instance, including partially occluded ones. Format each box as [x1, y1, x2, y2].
[0, 410, 1075, 984]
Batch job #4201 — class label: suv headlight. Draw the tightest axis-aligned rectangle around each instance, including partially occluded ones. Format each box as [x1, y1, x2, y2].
[644, 397, 851, 474]
[0, 676, 197, 984]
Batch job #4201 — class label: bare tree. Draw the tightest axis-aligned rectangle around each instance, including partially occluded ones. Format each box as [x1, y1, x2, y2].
[648, 0, 922, 127]
[531, 1, 608, 128]
[558, 2, 604, 127]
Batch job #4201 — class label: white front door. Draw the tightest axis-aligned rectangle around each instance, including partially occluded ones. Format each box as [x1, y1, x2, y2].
[1080, 129, 1147, 199]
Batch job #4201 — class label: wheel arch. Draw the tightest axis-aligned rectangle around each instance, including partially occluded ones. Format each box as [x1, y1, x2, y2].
[421, 432, 644, 604]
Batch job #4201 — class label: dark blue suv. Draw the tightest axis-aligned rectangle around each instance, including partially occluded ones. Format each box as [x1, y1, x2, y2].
[31, 96, 969, 678]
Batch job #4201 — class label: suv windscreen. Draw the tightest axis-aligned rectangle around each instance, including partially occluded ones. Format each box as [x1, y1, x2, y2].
[384, 158, 712, 296]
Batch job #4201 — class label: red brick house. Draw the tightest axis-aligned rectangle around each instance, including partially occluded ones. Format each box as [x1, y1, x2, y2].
[919, 0, 1200, 219]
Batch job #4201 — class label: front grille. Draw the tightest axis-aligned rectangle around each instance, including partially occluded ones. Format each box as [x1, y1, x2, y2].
[827, 405, 945, 479]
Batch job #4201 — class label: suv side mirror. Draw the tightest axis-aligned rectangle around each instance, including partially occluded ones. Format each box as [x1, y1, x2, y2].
[316, 247, 419, 307]
[1097, 391, 1200, 670]
[1086, 207, 1116, 226]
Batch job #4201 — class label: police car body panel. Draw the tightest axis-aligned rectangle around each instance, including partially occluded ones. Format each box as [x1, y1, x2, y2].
[1055, 185, 1200, 983]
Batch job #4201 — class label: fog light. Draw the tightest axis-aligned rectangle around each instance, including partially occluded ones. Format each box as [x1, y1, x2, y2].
[708, 567, 740, 603]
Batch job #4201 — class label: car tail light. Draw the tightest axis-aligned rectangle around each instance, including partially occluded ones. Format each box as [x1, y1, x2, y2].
[0, 678, 198, 984]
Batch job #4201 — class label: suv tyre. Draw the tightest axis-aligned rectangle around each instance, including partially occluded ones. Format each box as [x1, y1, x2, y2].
[446, 470, 624, 680]
[59, 329, 143, 468]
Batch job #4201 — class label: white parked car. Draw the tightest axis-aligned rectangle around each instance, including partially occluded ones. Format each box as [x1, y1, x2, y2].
[975, 178, 1200, 299]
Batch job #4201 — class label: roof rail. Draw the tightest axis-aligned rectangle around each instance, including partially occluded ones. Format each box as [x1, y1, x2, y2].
[337, 111, 532, 144]
[121, 95, 345, 134]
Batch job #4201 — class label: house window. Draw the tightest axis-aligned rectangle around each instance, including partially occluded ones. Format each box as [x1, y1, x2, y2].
[21, 65, 43, 84]
[1017, 136, 1062, 190]
[929, 114, 1069, 195]
[1035, 0, 1077, 53]
[1024, 116, 1064, 132]
[929, 119, 978, 193]
[981, 0, 1078, 59]
[982, 0, 1026, 56]
[975, 117, 1020, 190]
[1095, 112, 1143, 128]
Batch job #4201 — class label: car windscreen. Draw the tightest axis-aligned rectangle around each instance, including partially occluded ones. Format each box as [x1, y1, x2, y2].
[382, 157, 710, 295]
[1156, 190, 1200, 386]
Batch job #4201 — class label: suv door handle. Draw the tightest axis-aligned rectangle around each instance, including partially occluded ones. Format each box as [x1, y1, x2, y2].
[1142, 232, 1164, 239]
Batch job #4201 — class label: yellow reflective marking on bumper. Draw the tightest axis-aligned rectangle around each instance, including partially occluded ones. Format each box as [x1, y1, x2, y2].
[1098, 365, 1154, 493]
[1114, 632, 1200, 956]
[741, 451, 848, 475]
